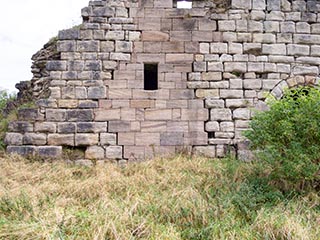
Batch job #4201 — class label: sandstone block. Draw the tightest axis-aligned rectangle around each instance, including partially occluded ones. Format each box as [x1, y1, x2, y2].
[193, 146, 216, 158]
[205, 99, 225, 108]
[196, 89, 219, 98]
[4, 133, 23, 146]
[205, 121, 220, 132]
[218, 20, 236, 31]
[210, 43, 228, 54]
[224, 62, 247, 73]
[110, 52, 131, 61]
[160, 132, 184, 146]
[23, 133, 47, 145]
[166, 54, 194, 63]
[109, 120, 131, 132]
[38, 146, 62, 158]
[85, 146, 105, 160]
[106, 31, 125, 40]
[145, 109, 172, 120]
[181, 109, 208, 121]
[124, 146, 145, 160]
[48, 134, 74, 146]
[211, 109, 232, 121]
[100, 133, 117, 145]
[77, 41, 99, 52]
[95, 109, 121, 121]
[141, 121, 167, 132]
[66, 110, 94, 122]
[118, 132, 135, 145]
[77, 122, 107, 133]
[141, 31, 169, 41]
[293, 66, 319, 75]
[243, 79, 262, 89]
[46, 109, 67, 122]
[58, 29, 79, 40]
[18, 109, 39, 121]
[233, 108, 251, 120]
[93, 6, 115, 17]
[7, 146, 36, 156]
[116, 41, 133, 52]
[220, 90, 243, 99]
[105, 146, 123, 159]
[262, 44, 286, 55]
[58, 123, 76, 133]
[201, 72, 222, 81]
[88, 86, 107, 99]
[75, 134, 99, 146]
[8, 122, 33, 133]
[220, 122, 235, 132]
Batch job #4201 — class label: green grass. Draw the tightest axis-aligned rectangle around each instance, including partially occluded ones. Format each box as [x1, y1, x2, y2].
[0, 154, 319, 239]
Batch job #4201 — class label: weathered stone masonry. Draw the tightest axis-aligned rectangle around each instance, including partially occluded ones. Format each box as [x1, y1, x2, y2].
[5, 0, 320, 162]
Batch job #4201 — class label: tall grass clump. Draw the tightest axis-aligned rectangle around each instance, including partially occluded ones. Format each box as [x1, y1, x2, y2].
[245, 86, 320, 191]
[0, 154, 319, 239]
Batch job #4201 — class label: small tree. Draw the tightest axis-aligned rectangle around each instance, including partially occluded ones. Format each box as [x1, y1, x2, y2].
[245, 87, 320, 191]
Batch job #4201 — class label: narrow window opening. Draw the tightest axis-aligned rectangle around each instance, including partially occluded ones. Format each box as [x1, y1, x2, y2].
[144, 63, 158, 90]
[174, 0, 193, 9]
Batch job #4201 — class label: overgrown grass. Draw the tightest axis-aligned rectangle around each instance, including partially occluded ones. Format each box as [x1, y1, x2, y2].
[0, 154, 319, 239]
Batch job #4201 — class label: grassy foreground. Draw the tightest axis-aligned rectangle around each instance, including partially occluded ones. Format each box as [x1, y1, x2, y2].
[0, 154, 319, 240]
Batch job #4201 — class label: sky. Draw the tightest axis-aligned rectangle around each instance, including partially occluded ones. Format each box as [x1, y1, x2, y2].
[0, 0, 89, 93]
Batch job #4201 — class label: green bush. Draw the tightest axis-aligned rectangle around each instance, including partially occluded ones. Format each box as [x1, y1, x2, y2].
[245, 87, 320, 191]
[0, 89, 16, 151]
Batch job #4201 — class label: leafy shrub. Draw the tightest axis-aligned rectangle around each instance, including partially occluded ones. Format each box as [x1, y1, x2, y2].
[0, 89, 16, 150]
[245, 86, 320, 191]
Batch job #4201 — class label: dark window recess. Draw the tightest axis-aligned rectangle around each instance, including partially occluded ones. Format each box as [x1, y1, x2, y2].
[144, 63, 158, 90]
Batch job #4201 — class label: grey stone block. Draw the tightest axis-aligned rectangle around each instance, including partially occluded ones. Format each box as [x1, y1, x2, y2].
[105, 146, 123, 159]
[46, 61, 67, 71]
[4, 133, 23, 146]
[38, 146, 62, 158]
[23, 133, 47, 145]
[7, 146, 36, 156]
[66, 110, 94, 122]
[8, 122, 33, 133]
[58, 123, 76, 133]
[87, 86, 107, 99]
[101, 133, 117, 145]
[48, 134, 75, 146]
[75, 134, 99, 146]
[58, 29, 79, 40]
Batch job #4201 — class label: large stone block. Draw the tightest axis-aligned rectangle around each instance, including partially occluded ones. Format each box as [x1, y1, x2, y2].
[85, 146, 105, 160]
[160, 132, 184, 146]
[18, 109, 39, 121]
[211, 109, 232, 121]
[48, 134, 74, 146]
[66, 110, 94, 122]
[75, 134, 99, 146]
[135, 133, 160, 146]
[7, 146, 36, 156]
[109, 121, 131, 132]
[105, 146, 123, 159]
[4, 133, 23, 146]
[23, 133, 47, 145]
[34, 122, 56, 133]
[8, 122, 33, 133]
[100, 133, 117, 145]
[38, 146, 62, 158]
[193, 146, 216, 158]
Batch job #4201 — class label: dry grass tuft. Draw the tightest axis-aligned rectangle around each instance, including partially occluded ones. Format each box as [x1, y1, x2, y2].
[0, 154, 319, 239]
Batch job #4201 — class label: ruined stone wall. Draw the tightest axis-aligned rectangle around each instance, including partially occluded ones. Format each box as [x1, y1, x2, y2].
[5, 0, 320, 163]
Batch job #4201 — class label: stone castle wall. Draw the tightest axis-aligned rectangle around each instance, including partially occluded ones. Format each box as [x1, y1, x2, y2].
[5, 0, 320, 163]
